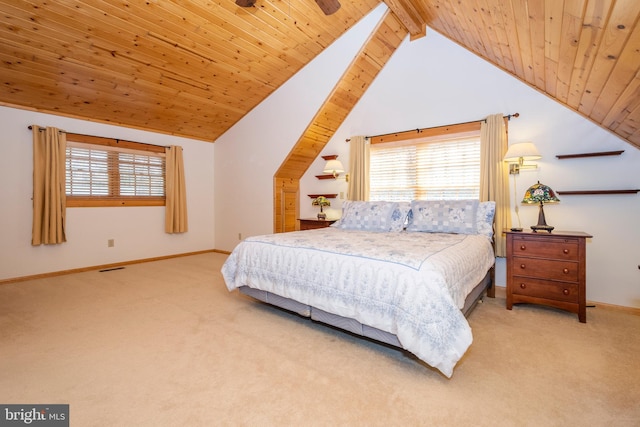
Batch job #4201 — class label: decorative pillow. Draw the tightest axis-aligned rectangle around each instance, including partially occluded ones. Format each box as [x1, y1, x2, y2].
[389, 201, 411, 232]
[336, 201, 398, 232]
[329, 200, 352, 228]
[406, 199, 479, 234]
[476, 201, 496, 238]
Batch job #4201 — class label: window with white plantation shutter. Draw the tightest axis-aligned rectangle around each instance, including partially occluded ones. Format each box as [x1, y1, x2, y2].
[370, 133, 480, 202]
[65, 137, 165, 207]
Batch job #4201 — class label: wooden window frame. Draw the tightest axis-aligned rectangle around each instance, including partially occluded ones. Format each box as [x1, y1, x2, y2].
[369, 121, 482, 201]
[65, 133, 166, 207]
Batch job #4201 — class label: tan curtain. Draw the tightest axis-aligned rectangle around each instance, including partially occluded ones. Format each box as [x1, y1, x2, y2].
[165, 145, 188, 233]
[480, 114, 511, 256]
[32, 126, 67, 246]
[347, 135, 370, 201]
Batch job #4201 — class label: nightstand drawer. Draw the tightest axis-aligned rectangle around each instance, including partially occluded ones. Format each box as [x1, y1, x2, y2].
[511, 237, 579, 260]
[512, 257, 578, 282]
[511, 277, 579, 303]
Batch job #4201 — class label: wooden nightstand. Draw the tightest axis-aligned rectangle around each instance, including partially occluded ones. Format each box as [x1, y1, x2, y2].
[299, 218, 337, 230]
[505, 230, 592, 323]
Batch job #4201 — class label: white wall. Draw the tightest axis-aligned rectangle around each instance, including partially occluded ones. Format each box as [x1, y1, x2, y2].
[213, 5, 387, 248]
[215, 5, 640, 309]
[0, 106, 215, 280]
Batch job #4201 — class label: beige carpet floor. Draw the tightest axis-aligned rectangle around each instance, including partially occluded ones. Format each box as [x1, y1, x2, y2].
[1, 252, 639, 426]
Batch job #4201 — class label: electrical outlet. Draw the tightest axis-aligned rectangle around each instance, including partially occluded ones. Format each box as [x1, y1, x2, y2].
[340, 191, 344, 199]
[108, 239, 114, 247]
[238, 233, 242, 240]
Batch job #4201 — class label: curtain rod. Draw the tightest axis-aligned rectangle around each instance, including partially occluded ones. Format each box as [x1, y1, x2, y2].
[27, 125, 171, 149]
[345, 113, 519, 142]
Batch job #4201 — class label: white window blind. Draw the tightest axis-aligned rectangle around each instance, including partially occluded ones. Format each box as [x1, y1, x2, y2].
[370, 135, 480, 201]
[66, 141, 165, 199]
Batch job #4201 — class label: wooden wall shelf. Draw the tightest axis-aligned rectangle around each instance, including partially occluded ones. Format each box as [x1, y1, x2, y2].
[307, 194, 337, 199]
[556, 150, 624, 159]
[556, 189, 639, 195]
[315, 174, 336, 180]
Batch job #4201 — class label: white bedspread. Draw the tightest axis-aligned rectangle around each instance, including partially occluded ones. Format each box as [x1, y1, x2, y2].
[221, 228, 495, 377]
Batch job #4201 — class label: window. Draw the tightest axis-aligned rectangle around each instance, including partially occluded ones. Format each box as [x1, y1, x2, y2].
[370, 128, 480, 202]
[65, 134, 166, 207]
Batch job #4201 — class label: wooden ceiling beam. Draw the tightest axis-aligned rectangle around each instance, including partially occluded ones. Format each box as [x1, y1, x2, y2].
[273, 9, 408, 232]
[383, 0, 426, 39]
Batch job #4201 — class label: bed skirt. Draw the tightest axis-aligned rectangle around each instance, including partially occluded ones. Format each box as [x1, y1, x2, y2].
[237, 266, 494, 350]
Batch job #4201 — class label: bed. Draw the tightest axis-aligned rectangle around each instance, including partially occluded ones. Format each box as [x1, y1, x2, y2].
[221, 199, 496, 377]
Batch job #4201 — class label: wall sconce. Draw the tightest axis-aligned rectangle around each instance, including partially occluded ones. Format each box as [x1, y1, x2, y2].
[317, 155, 349, 182]
[323, 159, 344, 178]
[503, 142, 541, 174]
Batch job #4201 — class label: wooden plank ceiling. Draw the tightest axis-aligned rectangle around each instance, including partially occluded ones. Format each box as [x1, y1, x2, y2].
[0, 0, 639, 150]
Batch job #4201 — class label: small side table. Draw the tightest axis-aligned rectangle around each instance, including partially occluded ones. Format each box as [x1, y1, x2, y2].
[505, 230, 592, 323]
[299, 218, 337, 230]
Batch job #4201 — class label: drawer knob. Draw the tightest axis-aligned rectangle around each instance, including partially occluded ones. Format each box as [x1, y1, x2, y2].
[520, 283, 526, 289]
[563, 249, 569, 254]
[520, 245, 526, 251]
[563, 289, 570, 296]
[520, 264, 526, 269]
[563, 268, 569, 274]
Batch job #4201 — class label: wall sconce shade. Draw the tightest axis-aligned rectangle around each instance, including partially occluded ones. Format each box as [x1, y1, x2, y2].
[504, 142, 541, 174]
[323, 159, 345, 178]
[522, 181, 560, 232]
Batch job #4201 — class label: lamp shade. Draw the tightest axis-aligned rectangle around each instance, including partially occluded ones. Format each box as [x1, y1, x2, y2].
[504, 142, 541, 162]
[311, 196, 331, 207]
[323, 159, 344, 175]
[522, 181, 560, 204]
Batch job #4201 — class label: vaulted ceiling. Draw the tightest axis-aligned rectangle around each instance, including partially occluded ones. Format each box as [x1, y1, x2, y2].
[1, 0, 639, 149]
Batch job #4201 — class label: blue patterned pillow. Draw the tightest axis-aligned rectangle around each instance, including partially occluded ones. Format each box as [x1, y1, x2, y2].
[406, 199, 479, 234]
[389, 202, 411, 232]
[476, 201, 496, 238]
[337, 201, 398, 232]
[329, 200, 352, 228]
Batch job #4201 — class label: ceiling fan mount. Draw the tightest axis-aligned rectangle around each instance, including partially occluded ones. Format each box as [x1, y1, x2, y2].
[235, 0, 256, 6]
[235, 0, 341, 15]
[313, 0, 341, 15]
